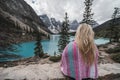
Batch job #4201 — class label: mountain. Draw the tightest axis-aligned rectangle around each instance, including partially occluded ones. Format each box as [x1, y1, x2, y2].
[39, 14, 99, 33]
[69, 20, 79, 30]
[91, 20, 99, 28]
[39, 14, 51, 28]
[39, 15, 62, 33]
[39, 14, 79, 33]
[93, 18, 120, 37]
[69, 20, 99, 32]
[0, 0, 50, 54]
[0, 0, 49, 34]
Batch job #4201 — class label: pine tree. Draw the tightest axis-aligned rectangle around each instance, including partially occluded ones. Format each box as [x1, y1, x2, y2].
[112, 7, 120, 42]
[34, 32, 44, 58]
[58, 12, 70, 53]
[108, 7, 120, 42]
[82, 0, 94, 25]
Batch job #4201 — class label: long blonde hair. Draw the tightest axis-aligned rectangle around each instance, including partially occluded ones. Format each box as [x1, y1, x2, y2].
[75, 23, 95, 65]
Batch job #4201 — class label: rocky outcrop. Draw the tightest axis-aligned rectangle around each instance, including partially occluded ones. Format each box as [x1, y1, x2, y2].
[0, 61, 120, 80]
[39, 14, 51, 28]
[0, 62, 63, 80]
[40, 14, 62, 34]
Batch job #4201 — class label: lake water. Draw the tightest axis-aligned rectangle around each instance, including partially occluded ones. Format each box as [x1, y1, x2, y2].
[0, 35, 109, 61]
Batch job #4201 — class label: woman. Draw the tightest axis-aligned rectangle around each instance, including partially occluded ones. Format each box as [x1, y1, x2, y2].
[61, 23, 99, 80]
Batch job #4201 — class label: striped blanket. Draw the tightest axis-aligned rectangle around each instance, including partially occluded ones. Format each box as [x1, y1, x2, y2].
[61, 41, 99, 80]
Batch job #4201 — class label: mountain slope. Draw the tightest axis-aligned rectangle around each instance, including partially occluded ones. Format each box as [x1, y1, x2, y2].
[39, 14, 62, 33]
[93, 18, 120, 37]
[70, 20, 79, 30]
[0, 0, 50, 54]
[0, 0, 49, 35]
[39, 14, 51, 28]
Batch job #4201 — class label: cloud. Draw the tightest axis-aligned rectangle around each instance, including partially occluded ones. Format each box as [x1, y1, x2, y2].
[25, 0, 120, 24]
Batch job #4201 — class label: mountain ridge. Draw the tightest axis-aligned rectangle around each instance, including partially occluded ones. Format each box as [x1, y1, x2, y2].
[93, 17, 120, 37]
[0, 0, 49, 34]
[39, 14, 99, 33]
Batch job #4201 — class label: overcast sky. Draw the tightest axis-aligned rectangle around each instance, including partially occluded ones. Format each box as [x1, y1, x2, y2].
[24, 0, 120, 24]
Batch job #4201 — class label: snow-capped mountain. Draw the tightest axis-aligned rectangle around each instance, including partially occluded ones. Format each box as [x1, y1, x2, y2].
[69, 20, 79, 30]
[39, 14, 51, 28]
[39, 14, 99, 33]
[39, 14, 62, 34]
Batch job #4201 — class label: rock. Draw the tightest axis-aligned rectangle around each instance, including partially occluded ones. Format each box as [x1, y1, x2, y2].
[98, 63, 120, 76]
[98, 73, 120, 80]
[0, 62, 65, 80]
[0, 62, 120, 80]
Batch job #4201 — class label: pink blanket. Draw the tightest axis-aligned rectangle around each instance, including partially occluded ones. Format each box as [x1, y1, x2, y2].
[61, 41, 99, 80]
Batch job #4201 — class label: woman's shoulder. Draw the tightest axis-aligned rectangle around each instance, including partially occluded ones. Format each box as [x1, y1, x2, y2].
[67, 41, 75, 46]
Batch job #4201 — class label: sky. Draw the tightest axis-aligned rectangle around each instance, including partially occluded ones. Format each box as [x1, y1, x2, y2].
[24, 0, 120, 24]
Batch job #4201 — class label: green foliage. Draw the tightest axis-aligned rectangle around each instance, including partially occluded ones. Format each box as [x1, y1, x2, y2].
[106, 47, 120, 53]
[82, 0, 94, 25]
[58, 12, 70, 53]
[58, 33, 69, 53]
[111, 53, 120, 63]
[49, 55, 61, 62]
[34, 32, 44, 58]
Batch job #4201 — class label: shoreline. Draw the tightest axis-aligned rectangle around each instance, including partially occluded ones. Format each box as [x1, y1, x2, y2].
[0, 41, 119, 65]
[0, 42, 120, 80]
[0, 61, 120, 80]
[0, 34, 49, 61]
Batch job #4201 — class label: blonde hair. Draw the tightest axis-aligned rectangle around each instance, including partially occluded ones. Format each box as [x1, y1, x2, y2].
[75, 23, 95, 65]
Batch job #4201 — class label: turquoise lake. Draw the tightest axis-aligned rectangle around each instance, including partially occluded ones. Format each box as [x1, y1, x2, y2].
[0, 35, 109, 61]
[14, 35, 109, 57]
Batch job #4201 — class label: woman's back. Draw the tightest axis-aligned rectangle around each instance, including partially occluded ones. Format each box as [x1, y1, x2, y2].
[61, 41, 99, 80]
[61, 23, 99, 80]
